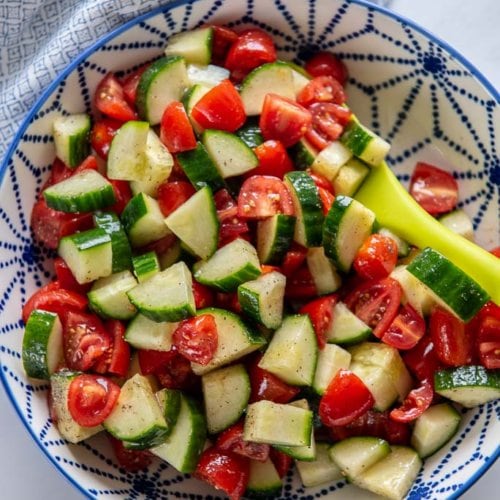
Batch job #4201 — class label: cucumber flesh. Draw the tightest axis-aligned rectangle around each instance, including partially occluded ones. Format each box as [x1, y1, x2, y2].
[53, 113, 90, 168]
[296, 442, 343, 488]
[125, 314, 177, 352]
[164, 27, 213, 65]
[246, 458, 283, 497]
[312, 344, 351, 395]
[325, 301, 371, 345]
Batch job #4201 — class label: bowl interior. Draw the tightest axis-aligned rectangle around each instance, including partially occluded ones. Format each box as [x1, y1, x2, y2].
[0, 0, 498, 498]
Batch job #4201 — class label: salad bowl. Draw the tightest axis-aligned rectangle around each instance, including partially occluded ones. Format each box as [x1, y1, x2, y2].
[0, 0, 498, 499]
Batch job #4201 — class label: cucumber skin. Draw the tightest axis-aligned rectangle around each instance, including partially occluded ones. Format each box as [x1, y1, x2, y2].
[322, 195, 352, 270]
[257, 214, 296, 265]
[407, 247, 489, 321]
[236, 118, 264, 148]
[434, 365, 500, 391]
[341, 121, 373, 157]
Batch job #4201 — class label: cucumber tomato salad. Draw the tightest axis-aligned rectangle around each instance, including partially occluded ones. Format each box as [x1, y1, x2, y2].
[22, 25, 500, 500]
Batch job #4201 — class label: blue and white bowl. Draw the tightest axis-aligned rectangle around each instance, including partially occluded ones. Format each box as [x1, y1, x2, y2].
[0, 0, 498, 498]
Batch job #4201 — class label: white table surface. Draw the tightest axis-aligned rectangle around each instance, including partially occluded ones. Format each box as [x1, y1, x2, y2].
[0, 0, 498, 498]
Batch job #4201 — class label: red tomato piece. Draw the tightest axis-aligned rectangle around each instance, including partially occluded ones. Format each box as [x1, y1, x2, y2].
[31, 198, 93, 249]
[305, 102, 352, 150]
[430, 307, 473, 367]
[67, 374, 120, 427]
[157, 180, 196, 217]
[108, 435, 153, 471]
[160, 101, 197, 153]
[122, 64, 150, 105]
[305, 51, 349, 85]
[54, 258, 92, 295]
[381, 304, 426, 350]
[216, 420, 270, 462]
[318, 186, 335, 215]
[22, 282, 88, 324]
[108, 178, 132, 215]
[285, 265, 317, 300]
[90, 118, 122, 159]
[307, 170, 335, 194]
[344, 277, 402, 338]
[214, 189, 250, 246]
[249, 140, 294, 179]
[211, 25, 239, 65]
[192, 281, 215, 309]
[297, 75, 346, 108]
[237, 175, 294, 219]
[409, 162, 459, 216]
[476, 302, 500, 369]
[63, 311, 113, 372]
[390, 380, 434, 423]
[353, 234, 399, 281]
[490, 247, 500, 258]
[319, 369, 375, 427]
[215, 292, 242, 315]
[402, 334, 442, 383]
[269, 448, 293, 478]
[248, 353, 300, 404]
[172, 314, 218, 365]
[224, 29, 277, 79]
[260, 94, 312, 148]
[281, 244, 308, 277]
[105, 320, 131, 377]
[94, 73, 137, 122]
[195, 447, 250, 500]
[191, 80, 246, 132]
[299, 294, 338, 349]
[44, 158, 73, 188]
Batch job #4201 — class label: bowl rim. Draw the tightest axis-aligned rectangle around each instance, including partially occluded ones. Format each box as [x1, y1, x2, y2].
[0, 0, 498, 498]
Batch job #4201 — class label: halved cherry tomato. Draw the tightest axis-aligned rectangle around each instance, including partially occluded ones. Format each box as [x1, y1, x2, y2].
[216, 420, 270, 462]
[344, 277, 402, 339]
[299, 294, 338, 349]
[68, 374, 120, 427]
[54, 258, 92, 295]
[224, 28, 277, 80]
[31, 198, 93, 249]
[237, 175, 294, 219]
[157, 180, 196, 217]
[490, 247, 500, 258]
[319, 369, 374, 427]
[90, 118, 122, 159]
[104, 320, 131, 377]
[353, 234, 399, 281]
[195, 447, 250, 500]
[192, 281, 215, 309]
[390, 380, 434, 423]
[430, 307, 473, 367]
[108, 435, 153, 471]
[211, 25, 239, 65]
[307, 170, 335, 194]
[281, 244, 308, 276]
[22, 281, 88, 324]
[63, 311, 112, 372]
[285, 265, 317, 300]
[476, 302, 500, 369]
[328, 410, 411, 445]
[305, 102, 352, 150]
[215, 292, 242, 314]
[260, 94, 312, 147]
[160, 101, 197, 153]
[297, 75, 346, 108]
[249, 140, 294, 179]
[402, 334, 442, 383]
[318, 186, 335, 215]
[409, 162, 458, 216]
[214, 189, 250, 247]
[172, 314, 218, 365]
[94, 73, 137, 122]
[191, 80, 246, 132]
[248, 353, 300, 404]
[305, 51, 348, 85]
[122, 64, 149, 105]
[269, 448, 293, 478]
[381, 304, 426, 350]
[108, 178, 132, 215]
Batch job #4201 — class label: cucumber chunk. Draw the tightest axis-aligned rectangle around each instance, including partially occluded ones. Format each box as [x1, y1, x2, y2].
[246, 458, 283, 497]
[132, 251, 160, 283]
[288, 137, 318, 170]
[311, 140, 352, 182]
[125, 314, 177, 351]
[312, 344, 351, 395]
[187, 63, 229, 87]
[325, 301, 371, 345]
[434, 365, 500, 407]
[307, 246, 342, 295]
[155, 388, 182, 437]
[296, 442, 342, 488]
[53, 113, 90, 167]
[202, 363, 250, 434]
[236, 118, 264, 148]
[332, 158, 370, 197]
[256, 214, 295, 265]
[378, 227, 410, 258]
[438, 209, 474, 241]
[411, 403, 461, 458]
[23, 310, 63, 380]
[164, 27, 213, 65]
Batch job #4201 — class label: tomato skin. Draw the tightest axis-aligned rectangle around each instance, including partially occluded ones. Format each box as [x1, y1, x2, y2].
[54, 257, 91, 295]
[402, 334, 442, 383]
[160, 101, 197, 153]
[192, 281, 215, 309]
[390, 380, 434, 423]
[307, 170, 335, 194]
[299, 294, 338, 349]
[224, 29, 277, 79]
[105, 320, 131, 377]
[22, 281, 88, 324]
[318, 187, 335, 215]
[237, 175, 294, 219]
[490, 247, 500, 258]
[157, 180, 196, 217]
[216, 420, 270, 462]
[108, 435, 153, 471]
[430, 307, 473, 367]
[94, 73, 137, 122]
[285, 265, 317, 300]
[67, 374, 120, 427]
[191, 80, 246, 132]
[108, 178, 132, 215]
[319, 369, 375, 427]
[214, 188, 250, 247]
[248, 353, 300, 404]
[122, 64, 149, 105]
[345, 277, 402, 339]
[381, 304, 426, 350]
[305, 51, 348, 85]
[353, 234, 398, 281]
[409, 162, 459, 216]
[260, 94, 312, 147]
[281, 244, 308, 276]
[249, 140, 294, 179]
[305, 102, 352, 150]
[475, 302, 500, 369]
[172, 314, 218, 365]
[215, 292, 242, 314]
[269, 448, 293, 478]
[90, 119, 122, 159]
[297, 75, 346, 108]
[211, 25, 239, 65]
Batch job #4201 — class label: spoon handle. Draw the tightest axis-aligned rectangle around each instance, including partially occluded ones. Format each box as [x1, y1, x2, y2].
[354, 162, 500, 304]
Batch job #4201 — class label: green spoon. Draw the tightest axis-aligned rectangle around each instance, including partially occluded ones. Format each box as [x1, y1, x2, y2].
[354, 162, 500, 305]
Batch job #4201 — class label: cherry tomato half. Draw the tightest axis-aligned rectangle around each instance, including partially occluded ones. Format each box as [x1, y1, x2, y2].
[94, 73, 137, 122]
[160, 101, 197, 153]
[390, 380, 434, 423]
[122, 64, 150, 106]
[90, 118, 122, 159]
[216, 420, 270, 462]
[250, 140, 294, 179]
[297, 75, 346, 108]
[353, 233, 398, 281]
[108, 435, 153, 471]
[305, 51, 348, 85]
[476, 302, 500, 369]
[381, 303, 426, 350]
[402, 334, 442, 383]
[157, 180, 196, 217]
[214, 188, 250, 247]
[305, 102, 352, 150]
[211, 25, 239, 66]
[299, 294, 338, 349]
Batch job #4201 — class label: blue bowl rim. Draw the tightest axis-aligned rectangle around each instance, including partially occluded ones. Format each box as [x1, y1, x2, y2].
[0, 0, 498, 498]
